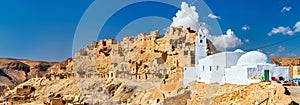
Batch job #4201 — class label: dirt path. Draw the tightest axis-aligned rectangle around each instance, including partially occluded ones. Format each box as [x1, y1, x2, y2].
[286, 86, 300, 104]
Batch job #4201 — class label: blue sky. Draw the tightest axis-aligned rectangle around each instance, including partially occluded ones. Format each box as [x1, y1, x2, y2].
[0, 0, 299, 61]
[204, 0, 300, 56]
[0, 0, 93, 61]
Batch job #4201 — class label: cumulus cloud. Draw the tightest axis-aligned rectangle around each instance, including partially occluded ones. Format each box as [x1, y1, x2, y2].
[294, 21, 300, 32]
[198, 23, 209, 36]
[268, 27, 294, 36]
[204, 28, 243, 49]
[286, 53, 297, 57]
[245, 39, 250, 43]
[269, 46, 285, 57]
[171, 2, 199, 31]
[242, 25, 250, 31]
[268, 21, 300, 36]
[281, 6, 292, 12]
[278, 46, 285, 52]
[207, 13, 221, 19]
[198, 25, 243, 49]
[171, 2, 243, 49]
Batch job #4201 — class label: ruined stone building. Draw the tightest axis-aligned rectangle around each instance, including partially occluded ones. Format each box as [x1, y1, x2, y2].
[73, 27, 204, 82]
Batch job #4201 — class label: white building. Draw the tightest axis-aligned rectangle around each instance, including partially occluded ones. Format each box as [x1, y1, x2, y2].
[183, 30, 290, 87]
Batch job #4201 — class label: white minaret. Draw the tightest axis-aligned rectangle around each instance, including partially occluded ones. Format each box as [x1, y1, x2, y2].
[195, 28, 207, 65]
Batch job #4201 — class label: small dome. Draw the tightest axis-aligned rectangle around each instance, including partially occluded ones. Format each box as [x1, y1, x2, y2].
[237, 51, 267, 66]
[234, 49, 244, 53]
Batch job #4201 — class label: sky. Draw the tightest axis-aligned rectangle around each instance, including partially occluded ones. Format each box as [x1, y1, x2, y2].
[203, 0, 300, 57]
[0, 0, 300, 61]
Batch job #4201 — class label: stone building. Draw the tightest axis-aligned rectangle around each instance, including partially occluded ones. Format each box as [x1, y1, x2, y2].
[73, 27, 207, 84]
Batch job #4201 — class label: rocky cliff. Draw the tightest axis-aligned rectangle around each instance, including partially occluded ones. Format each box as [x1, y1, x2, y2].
[2, 74, 293, 105]
[1, 26, 218, 104]
[0, 58, 58, 88]
[270, 57, 300, 66]
[1, 27, 295, 105]
[72, 26, 219, 101]
[74, 26, 217, 79]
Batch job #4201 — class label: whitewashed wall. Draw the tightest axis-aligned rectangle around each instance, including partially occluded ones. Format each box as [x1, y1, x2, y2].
[198, 52, 244, 68]
[225, 66, 252, 84]
[183, 67, 198, 87]
[270, 66, 289, 81]
[198, 66, 226, 84]
[197, 52, 244, 84]
[183, 50, 290, 86]
[247, 67, 263, 79]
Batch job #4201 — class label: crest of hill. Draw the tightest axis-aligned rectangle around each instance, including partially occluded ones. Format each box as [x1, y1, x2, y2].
[1, 27, 295, 105]
[0, 58, 60, 89]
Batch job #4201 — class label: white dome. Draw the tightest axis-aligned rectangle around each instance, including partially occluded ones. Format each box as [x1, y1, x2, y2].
[237, 51, 268, 66]
[234, 49, 244, 53]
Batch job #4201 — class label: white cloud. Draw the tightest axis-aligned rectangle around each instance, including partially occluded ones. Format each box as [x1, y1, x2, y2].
[286, 53, 297, 57]
[294, 21, 300, 32]
[207, 13, 221, 19]
[198, 25, 243, 49]
[269, 46, 285, 57]
[269, 53, 276, 57]
[281, 6, 292, 12]
[205, 28, 243, 49]
[245, 39, 250, 43]
[171, 2, 242, 49]
[171, 2, 199, 31]
[198, 23, 209, 35]
[268, 26, 294, 36]
[278, 46, 285, 52]
[268, 21, 300, 36]
[242, 25, 250, 31]
[269, 46, 298, 57]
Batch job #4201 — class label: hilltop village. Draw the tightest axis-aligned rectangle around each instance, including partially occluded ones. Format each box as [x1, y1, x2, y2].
[0, 26, 300, 105]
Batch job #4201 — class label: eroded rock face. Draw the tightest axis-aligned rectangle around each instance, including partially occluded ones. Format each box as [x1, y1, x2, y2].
[271, 57, 300, 66]
[163, 90, 191, 105]
[75, 28, 215, 76]
[0, 59, 30, 86]
[3, 27, 296, 105]
[0, 58, 58, 88]
[4, 75, 294, 105]
[71, 27, 219, 102]
[186, 82, 292, 105]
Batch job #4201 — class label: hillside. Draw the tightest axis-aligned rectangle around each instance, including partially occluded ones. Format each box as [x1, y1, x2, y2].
[0, 27, 296, 105]
[0, 58, 59, 88]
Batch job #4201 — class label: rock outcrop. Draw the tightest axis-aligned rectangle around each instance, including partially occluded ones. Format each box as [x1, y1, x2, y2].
[0, 58, 58, 89]
[70, 26, 219, 103]
[0, 27, 296, 105]
[2, 76, 293, 105]
[186, 82, 292, 105]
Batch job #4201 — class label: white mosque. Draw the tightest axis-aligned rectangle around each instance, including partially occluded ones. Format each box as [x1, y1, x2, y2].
[183, 29, 290, 87]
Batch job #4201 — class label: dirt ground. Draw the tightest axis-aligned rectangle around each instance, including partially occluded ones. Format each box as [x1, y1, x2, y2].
[286, 86, 300, 104]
